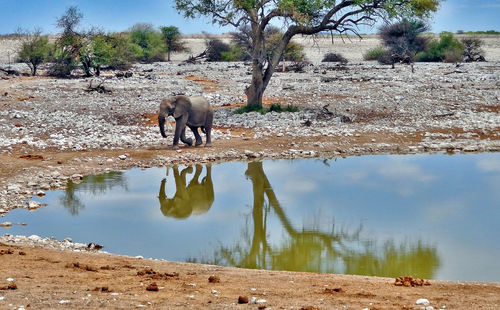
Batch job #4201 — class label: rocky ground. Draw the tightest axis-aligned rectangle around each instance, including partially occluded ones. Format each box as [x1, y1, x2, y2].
[0, 35, 499, 309]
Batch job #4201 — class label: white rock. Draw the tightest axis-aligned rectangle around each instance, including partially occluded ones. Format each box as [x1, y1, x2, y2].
[118, 155, 127, 160]
[6, 278, 14, 282]
[28, 235, 41, 242]
[416, 298, 430, 306]
[27, 201, 41, 210]
[211, 289, 218, 294]
[59, 300, 70, 304]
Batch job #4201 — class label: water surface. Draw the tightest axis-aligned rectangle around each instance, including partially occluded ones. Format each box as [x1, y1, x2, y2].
[4, 153, 500, 281]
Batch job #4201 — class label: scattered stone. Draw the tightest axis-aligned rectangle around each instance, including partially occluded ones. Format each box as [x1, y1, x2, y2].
[27, 201, 42, 210]
[416, 298, 430, 306]
[0, 222, 12, 227]
[238, 296, 249, 304]
[118, 155, 127, 160]
[395, 276, 431, 287]
[146, 282, 159, 292]
[208, 275, 220, 283]
[324, 287, 343, 294]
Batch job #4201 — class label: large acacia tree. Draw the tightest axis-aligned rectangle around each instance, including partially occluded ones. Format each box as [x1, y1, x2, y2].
[175, 0, 442, 109]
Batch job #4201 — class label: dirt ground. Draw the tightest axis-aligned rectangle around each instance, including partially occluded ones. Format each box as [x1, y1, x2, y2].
[2, 242, 500, 310]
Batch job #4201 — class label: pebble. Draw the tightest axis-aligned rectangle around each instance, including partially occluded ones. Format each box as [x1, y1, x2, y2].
[416, 298, 430, 306]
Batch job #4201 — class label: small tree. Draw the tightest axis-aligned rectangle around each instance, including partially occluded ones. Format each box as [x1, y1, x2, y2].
[462, 37, 485, 62]
[17, 29, 50, 76]
[160, 26, 188, 61]
[49, 6, 83, 77]
[379, 19, 429, 65]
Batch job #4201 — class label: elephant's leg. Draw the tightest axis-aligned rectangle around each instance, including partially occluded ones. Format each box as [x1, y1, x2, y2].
[204, 113, 213, 147]
[189, 126, 203, 146]
[204, 126, 212, 147]
[173, 115, 190, 149]
[180, 127, 193, 147]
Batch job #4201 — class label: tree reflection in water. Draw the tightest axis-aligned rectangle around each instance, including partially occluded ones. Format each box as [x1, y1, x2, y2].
[158, 164, 214, 219]
[61, 171, 128, 215]
[191, 161, 440, 279]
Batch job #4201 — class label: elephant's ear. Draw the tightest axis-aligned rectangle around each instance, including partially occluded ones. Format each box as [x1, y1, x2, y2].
[173, 96, 192, 119]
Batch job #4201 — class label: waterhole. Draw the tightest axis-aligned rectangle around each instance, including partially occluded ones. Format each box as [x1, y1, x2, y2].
[4, 153, 500, 281]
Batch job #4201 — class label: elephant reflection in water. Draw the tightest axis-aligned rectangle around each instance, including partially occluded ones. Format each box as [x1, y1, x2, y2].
[158, 164, 214, 219]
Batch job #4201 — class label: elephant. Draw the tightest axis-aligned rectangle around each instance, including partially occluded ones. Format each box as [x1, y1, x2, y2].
[158, 95, 213, 150]
[158, 164, 214, 219]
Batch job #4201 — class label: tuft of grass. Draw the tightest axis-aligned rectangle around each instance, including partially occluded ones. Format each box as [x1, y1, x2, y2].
[234, 103, 299, 114]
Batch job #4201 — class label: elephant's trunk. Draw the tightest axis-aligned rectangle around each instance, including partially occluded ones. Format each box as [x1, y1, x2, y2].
[158, 114, 167, 138]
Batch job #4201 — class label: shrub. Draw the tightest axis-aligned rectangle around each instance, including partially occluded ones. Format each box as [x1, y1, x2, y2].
[416, 32, 464, 62]
[234, 103, 299, 114]
[48, 48, 77, 77]
[462, 37, 486, 62]
[363, 46, 392, 64]
[17, 29, 51, 76]
[322, 52, 348, 63]
[221, 45, 247, 61]
[378, 19, 429, 64]
[128, 23, 165, 63]
[206, 38, 231, 61]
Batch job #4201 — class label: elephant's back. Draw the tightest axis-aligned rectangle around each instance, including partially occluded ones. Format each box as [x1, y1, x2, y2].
[190, 96, 212, 111]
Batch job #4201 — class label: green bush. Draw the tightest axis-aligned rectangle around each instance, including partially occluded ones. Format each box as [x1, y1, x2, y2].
[221, 45, 246, 61]
[48, 48, 77, 77]
[363, 46, 392, 64]
[416, 32, 464, 62]
[363, 46, 385, 61]
[128, 23, 166, 63]
[17, 30, 51, 76]
[206, 38, 231, 61]
[235, 103, 299, 114]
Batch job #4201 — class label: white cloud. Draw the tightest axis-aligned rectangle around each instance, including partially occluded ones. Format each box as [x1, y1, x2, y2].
[477, 159, 500, 173]
[378, 162, 436, 183]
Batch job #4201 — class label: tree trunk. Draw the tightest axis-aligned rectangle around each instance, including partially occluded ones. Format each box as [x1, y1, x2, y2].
[245, 65, 265, 109]
[244, 25, 291, 109]
[167, 50, 171, 62]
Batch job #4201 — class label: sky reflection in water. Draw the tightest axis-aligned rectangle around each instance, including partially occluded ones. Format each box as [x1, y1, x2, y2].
[4, 153, 500, 282]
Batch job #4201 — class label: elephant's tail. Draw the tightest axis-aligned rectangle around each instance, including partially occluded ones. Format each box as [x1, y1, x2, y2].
[201, 127, 207, 134]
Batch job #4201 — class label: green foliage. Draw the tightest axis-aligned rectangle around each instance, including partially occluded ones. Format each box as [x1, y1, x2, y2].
[206, 38, 232, 61]
[221, 45, 247, 61]
[235, 103, 299, 114]
[464, 30, 500, 35]
[17, 30, 50, 76]
[416, 32, 464, 62]
[160, 26, 188, 61]
[48, 48, 77, 77]
[364, 46, 387, 60]
[128, 23, 166, 62]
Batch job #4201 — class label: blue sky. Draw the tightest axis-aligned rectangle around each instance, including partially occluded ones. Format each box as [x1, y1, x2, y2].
[0, 0, 499, 34]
